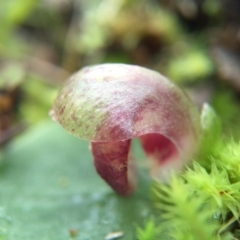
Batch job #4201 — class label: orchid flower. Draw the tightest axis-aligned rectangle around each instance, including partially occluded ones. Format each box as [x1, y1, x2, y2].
[50, 64, 201, 196]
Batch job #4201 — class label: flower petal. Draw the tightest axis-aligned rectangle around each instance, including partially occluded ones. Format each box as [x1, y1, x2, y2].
[91, 139, 136, 196]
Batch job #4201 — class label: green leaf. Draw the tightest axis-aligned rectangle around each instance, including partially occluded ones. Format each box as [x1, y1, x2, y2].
[199, 103, 222, 158]
[0, 121, 156, 240]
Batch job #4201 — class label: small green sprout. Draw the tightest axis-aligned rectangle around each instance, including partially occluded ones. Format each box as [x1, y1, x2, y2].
[136, 218, 159, 240]
[153, 176, 219, 240]
[184, 163, 240, 220]
[213, 140, 240, 183]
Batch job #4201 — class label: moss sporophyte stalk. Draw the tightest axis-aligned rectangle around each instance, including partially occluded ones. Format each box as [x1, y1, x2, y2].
[50, 63, 206, 196]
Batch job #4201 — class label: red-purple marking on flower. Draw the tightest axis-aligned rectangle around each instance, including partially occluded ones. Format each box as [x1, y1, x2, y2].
[50, 64, 201, 196]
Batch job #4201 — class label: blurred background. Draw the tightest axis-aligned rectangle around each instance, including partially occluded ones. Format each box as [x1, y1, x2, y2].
[1, 0, 240, 148]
